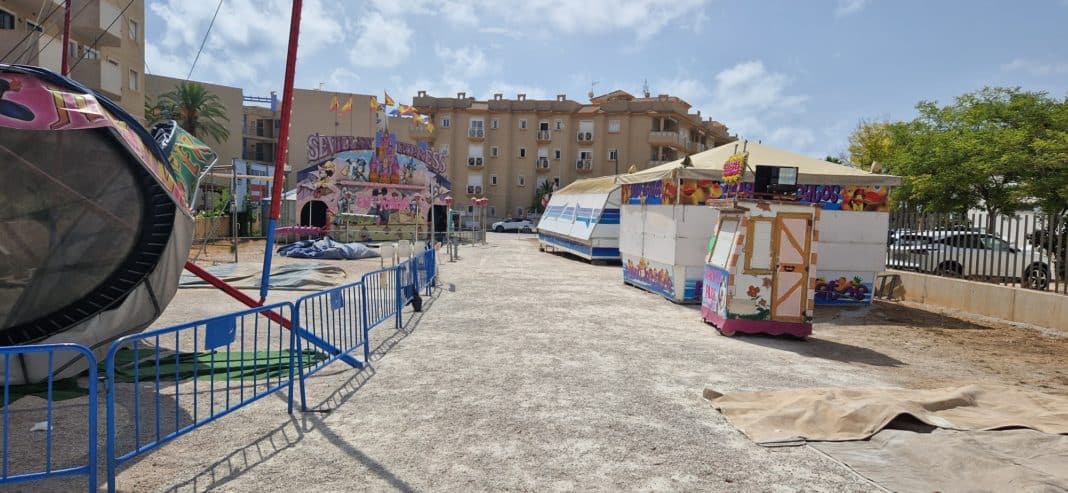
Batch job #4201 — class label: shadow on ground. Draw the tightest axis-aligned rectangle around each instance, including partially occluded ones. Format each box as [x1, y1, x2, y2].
[158, 292, 439, 493]
[728, 333, 906, 368]
[818, 301, 992, 330]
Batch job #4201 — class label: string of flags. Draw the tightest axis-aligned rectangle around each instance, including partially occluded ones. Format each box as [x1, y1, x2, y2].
[335, 91, 434, 133]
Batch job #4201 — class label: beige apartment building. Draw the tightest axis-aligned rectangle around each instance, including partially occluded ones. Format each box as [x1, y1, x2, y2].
[0, 0, 146, 119]
[413, 90, 734, 219]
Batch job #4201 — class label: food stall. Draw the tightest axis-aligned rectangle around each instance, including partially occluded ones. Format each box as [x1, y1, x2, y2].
[537, 176, 622, 261]
[701, 199, 821, 338]
[616, 141, 900, 305]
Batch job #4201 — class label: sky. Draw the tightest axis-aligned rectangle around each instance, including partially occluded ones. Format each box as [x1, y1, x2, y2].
[146, 0, 1068, 159]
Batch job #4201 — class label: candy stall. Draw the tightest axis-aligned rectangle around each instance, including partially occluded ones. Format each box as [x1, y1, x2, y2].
[701, 199, 821, 338]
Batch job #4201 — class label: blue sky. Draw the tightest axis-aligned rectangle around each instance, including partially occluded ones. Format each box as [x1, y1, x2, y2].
[146, 0, 1068, 158]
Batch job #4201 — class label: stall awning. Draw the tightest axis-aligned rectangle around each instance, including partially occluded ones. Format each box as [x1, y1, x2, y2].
[617, 141, 901, 186]
[556, 175, 620, 194]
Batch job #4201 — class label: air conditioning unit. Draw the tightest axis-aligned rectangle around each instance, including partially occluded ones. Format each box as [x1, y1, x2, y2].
[475, 186, 483, 194]
[475, 157, 483, 166]
[467, 185, 475, 194]
[537, 158, 549, 169]
[468, 157, 476, 166]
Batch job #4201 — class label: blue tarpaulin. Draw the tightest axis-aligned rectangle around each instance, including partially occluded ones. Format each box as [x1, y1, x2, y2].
[276, 237, 379, 260]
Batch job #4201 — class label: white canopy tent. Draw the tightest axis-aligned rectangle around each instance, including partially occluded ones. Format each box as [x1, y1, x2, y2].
[537, 176, 622, 261]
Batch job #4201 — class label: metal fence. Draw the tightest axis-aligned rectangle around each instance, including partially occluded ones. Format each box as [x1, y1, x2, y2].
[105, 303, 297, 493]
[887, 210, 1067, 295]
[0, 344, 98, 490]
[2, 247, 441, 491]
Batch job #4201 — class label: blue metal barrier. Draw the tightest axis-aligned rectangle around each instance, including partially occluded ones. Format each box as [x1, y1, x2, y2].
[0, 344, 97, 491]
[105, 303, 296, 493]
[361, 266, 400, 331]
[293, 281, 367, 411]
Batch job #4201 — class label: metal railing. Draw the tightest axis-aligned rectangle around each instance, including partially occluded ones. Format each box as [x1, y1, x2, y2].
[887, 210, 1067, 294]
[105, 303, 297, 493]
[0, 344, 98, 491]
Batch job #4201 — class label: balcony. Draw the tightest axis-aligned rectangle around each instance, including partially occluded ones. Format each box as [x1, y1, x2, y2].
[537, 130, 551, 142]
[7, 0, 62, 26]
[0, 31, 62, 70]
[70, 57, 122, 100]
[468, 128, 485, 140]
[466, 185, 484, 195]
[536, 157, 550, 170]
[467, 157, 484, 168]
[576, 131, 593, 143]
[71, 0, 122, 47]
[648, 130, 685, 149]
[576, 159, 592, 172]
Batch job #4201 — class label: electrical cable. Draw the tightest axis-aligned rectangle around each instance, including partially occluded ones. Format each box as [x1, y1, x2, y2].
[68, 0, 135, 72]
[186, 0, 224, 80]
[0, 0, 65, 64]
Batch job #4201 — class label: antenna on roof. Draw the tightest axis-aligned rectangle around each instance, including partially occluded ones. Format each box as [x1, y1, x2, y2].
[588, 81, 599, 100]
[643, 79, 651, 98]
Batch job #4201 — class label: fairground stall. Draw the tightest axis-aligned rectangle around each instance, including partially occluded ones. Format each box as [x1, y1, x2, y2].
[701, 199, 821, 338]
[616, 141, 900, 305]
[297, 131, 450, 242]
[537, 176, 622, 261]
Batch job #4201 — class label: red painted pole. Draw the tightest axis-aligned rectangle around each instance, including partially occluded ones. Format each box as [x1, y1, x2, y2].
[61, 0, 71, 75]
[183, 261, 292, 328]
[268, 0, 301, 222]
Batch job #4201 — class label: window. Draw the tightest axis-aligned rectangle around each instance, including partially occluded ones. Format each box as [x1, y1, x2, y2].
[709, 219, 739, 266]
[491, 118, 499, 129]
[490, 146, 499, 157]
[467, 205, 474, 214]
[518, 148, 527, 158]
[85, 48, 99, 60]
[744, 218, 774, 274]
[539, 121, 549, 131]
[517, 175, 526, 187]
[491, 175, 498, 186]
[469, 119, 484, 130]
[467, 143, 484, 159]
[608, 149, 618, 161]
[554, 149, 561, 160]
[553, 177, 560, 187]
[608, 120, 621, 133]
[579, 150, 592, 161]
[128, 18, 139, 41]
[441, 116, 451, 128]
[129, 70, 139, 91]
[26, 21, 42, 33]
[68, 41, 78, 59]
[438, 143, 449, 156]
[555, 119, 564, 130]
[537, 176, 549, 189]
[0, 10, 15, 30]
[519, 119, 528, 130]
[981, 236, 1012, 251]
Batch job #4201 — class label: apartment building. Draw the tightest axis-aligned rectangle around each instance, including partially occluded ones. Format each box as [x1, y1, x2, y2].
[413, 89, 734, 219]
[0, 0, 146, 119]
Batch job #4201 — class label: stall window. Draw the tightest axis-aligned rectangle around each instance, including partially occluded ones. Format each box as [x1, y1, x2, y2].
[709, 218, 739, 266]
[744, 218, 774, 274]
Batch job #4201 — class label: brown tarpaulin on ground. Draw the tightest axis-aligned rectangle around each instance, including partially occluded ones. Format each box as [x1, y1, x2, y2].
[811, 428, 1068, 493]
[703, 384, 1068, 445]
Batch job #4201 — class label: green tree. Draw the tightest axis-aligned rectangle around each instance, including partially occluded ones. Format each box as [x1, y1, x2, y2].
[825, 155, 843, 164]
[155, 82, 230, 143]
[847, 119, 893, 171]
[887, 87, 1065, 231]
[532, 180, 555, 213]
[144, 96, 166, 125]
[1024, 98, 1068, 215]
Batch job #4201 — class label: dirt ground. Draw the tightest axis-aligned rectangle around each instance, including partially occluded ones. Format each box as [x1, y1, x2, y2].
[5, 233, 1068, 492]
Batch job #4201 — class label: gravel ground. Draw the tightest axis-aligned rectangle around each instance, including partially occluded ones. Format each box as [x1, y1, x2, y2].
[7, 232, 1066, 491]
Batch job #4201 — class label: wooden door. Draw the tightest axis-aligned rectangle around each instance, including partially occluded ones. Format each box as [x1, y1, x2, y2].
[771, 214, 812, 322]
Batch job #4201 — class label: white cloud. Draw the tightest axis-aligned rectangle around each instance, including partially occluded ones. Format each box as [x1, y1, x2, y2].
[768, 127, 815, 150]
[435, 45, 491, 80]
[1001, 58, 1068, 76]
[653, 77, 710, 107]
[483, 82, 550, 101]
[349, 12, 413, 68]
[147, 0, 342, 92]
[834, 0, 869, 17]
[702, 60, 812, 152]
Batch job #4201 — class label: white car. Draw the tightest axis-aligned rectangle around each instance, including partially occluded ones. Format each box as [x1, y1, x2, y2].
[888, 232, 1053, 289]
[491, 218, 535, 233]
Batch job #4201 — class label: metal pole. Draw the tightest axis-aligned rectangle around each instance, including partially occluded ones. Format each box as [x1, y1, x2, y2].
[60, 0, 71, 75]
[232, 164, 238, 263]
[259, 0, 303, 303]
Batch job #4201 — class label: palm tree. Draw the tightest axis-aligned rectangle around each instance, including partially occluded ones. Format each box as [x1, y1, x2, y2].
[154, 82, 230, 143]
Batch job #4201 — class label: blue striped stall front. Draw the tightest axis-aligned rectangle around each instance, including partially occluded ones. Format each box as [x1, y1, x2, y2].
[538, 231, 620, 260]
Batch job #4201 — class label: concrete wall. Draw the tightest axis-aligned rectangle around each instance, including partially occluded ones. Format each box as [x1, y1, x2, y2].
[886, 269, 1068, 332]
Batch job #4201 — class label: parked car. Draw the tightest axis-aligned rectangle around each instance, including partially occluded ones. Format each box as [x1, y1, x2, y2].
[887, 232, 1053, 289]
[491, 218, 535, 233]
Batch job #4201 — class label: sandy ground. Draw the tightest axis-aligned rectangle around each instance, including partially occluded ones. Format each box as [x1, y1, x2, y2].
[4, 232, 1068, 492]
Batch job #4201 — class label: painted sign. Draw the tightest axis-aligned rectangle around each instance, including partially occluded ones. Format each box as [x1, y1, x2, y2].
[623, 256, 675, 299]
[298, 131, 449, 237]
[622, 178, 890, 211]
[814, 276, 872, 303]
[700, 265, 729, 323]
[722, 153, 746, 183]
